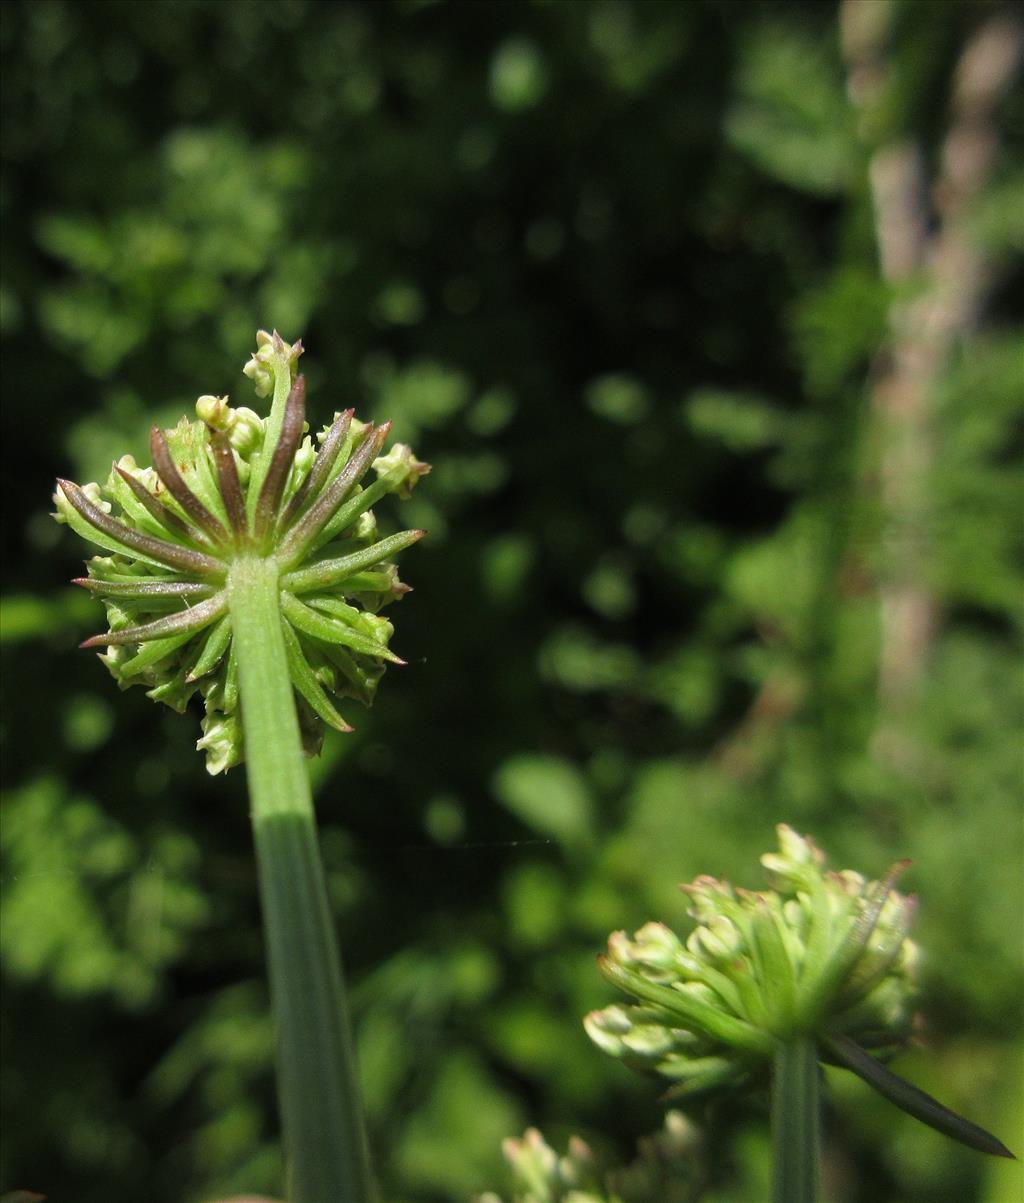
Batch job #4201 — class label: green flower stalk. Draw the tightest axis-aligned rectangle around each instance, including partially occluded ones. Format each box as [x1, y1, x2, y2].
[586, 825, 1013, 1203]
[54, 330, 429, 1202]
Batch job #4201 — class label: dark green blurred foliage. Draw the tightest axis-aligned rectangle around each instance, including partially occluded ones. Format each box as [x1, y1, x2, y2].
[1, 2, 1021, 1201]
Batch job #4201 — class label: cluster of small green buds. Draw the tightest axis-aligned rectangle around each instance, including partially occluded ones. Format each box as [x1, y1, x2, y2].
[54, 331, 429, 774]
[586, 825, 918, 1098]
[477, 1129, 602, 1203]
[477, 1113, 702, 1203]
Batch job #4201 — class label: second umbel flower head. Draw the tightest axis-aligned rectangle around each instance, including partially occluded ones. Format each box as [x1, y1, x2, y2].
[55, 331, 429, 773]
[586, 825, 918, 1096]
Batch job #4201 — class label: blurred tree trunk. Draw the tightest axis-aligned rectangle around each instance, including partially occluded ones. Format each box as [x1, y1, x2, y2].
[841, 0, 1021, 764]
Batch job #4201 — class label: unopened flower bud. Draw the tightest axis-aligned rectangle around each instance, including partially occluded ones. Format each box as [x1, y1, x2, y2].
[373, 442, 432, 498]
[197, 711, 243, 776]
[196, 394, 231, 428]
[353, 510, 378, 542]
[242, 354, 274, 399]
[243, 330, 303, 399]
[82, 482, 110, 511]
[689, 915, 742, 961]
[761, 824, 826, 891]
[290, 435, 316, 487]
[583, 1005, 634, 1056]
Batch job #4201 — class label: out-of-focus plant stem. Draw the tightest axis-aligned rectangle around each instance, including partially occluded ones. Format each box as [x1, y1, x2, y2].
[771, 1036, 820, 1203]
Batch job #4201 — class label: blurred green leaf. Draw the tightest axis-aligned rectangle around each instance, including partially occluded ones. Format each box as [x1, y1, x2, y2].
[586, 374, 650, 425]
[0, 591, 95, 643]
[727, 22, 857, 195]
[493, 754, 594, 850]
[490, 38, 548, 112]
[685, 389, 787, 452]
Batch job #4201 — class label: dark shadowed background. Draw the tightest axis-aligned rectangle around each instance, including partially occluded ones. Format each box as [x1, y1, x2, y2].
[1, 1, 1022, 1201]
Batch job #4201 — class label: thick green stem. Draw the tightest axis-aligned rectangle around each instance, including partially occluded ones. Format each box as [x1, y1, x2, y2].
[228, 553, 375, 1203]
[771, 1036, 821, 1203]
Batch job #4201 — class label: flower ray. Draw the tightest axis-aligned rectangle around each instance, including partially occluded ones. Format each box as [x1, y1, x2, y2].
[150, 425, 230, 544]
[57, 479, 225, 578]
[208, 428, 248, 538]
[255, 375, 306, 541]
[114, 463, 195, 541]
[280, 408, 353, 530]
[276, 422, 390, 567]
[80, 592, 227, 648]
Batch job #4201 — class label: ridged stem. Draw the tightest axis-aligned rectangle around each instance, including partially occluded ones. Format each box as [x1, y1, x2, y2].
[771, 1036, 821, 1203]
[228, 553, 374, 1202]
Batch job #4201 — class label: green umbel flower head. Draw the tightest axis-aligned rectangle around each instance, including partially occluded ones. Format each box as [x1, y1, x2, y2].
[585, 825, 918, 1098]
[477, 1128, 603, 1203]
[477, 1113, 702, 1203]
[54, 331, 429, 774]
